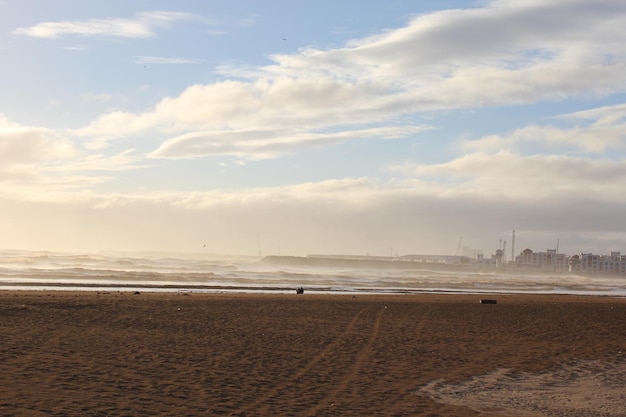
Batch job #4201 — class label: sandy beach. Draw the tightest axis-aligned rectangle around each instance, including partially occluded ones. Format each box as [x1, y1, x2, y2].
[0, 291, 624, 416]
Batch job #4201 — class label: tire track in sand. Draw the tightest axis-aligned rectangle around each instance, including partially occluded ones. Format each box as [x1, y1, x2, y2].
[301, 304, 386, 417]
[229, 305, 373, 416]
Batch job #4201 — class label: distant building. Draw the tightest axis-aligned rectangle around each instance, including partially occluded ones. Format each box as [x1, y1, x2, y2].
[476, 252, 501, 267]
[513, 248, 568, 271]
[505, 248, 626, 274]
[569, 251, 626, 274]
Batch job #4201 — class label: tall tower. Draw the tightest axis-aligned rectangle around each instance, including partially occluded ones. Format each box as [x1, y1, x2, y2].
[511, 230, 516, 263]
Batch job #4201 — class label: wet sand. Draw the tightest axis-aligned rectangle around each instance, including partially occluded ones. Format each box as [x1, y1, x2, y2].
[0, 291, 624, 416]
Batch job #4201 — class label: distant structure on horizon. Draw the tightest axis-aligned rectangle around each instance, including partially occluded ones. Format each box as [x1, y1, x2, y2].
[477, 246, 626, 274]
[513, 248, 568, 271]
[461, 229, 626, 274]
[298, 228, 626, 274]
[269, 245, 626, 275]
[513, 249, 626, 274]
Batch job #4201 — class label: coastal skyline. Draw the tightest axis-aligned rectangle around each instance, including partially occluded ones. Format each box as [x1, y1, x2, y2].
[2, 0, 626, 257]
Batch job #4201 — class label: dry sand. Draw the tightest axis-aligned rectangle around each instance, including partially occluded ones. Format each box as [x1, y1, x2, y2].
[0, 291, 624, 416]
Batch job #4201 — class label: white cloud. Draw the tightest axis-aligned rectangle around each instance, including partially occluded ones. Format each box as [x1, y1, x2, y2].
[460, 124, 626, 154]
[72, 110, 159, 149]
[46, 149, 148, 173]
[135, 56, 196, 65]
[0, 115, 147, 197]
[0, 115, 75, 165]
[134, 56, 197, 65]
[12, 11, 197, 39]
[68, 0, 626, 159]
[61, 45, 88, 51]
[391, 150, 626, 202]
[460, 103, 626, 154]
[237, 17, 257, 27]
[148, 125, 429, 160]
[557, 102, 626, 127]
[3, 112, 626, 255]
[7, 1, 626, 256]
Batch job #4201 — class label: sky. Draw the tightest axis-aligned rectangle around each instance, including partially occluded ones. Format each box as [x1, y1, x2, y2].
[2, 0, 626, 258]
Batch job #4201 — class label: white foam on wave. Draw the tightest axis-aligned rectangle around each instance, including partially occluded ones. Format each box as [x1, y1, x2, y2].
[0, 250, 625, 296]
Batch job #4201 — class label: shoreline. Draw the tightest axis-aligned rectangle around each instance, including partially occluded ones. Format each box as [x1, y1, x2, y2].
[2, 290, 624, 303]
[1, 282, 625, 298]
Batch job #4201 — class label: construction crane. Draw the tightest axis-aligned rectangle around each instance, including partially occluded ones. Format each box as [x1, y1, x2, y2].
[455, 237, 462, 257]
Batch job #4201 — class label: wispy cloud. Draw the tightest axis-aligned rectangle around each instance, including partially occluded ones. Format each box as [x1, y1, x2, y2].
[134, 56, 197, 65]
[460, 103, 626, 154]
[46, 149, 149, 173]
[61, 45, 89, 51]
[12, 11, 197, 39]
[148, 125, 429, 160]
[237, 17, 257, 27]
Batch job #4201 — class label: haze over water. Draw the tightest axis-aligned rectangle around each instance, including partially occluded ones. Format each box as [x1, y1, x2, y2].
[1, 250, 624, 297]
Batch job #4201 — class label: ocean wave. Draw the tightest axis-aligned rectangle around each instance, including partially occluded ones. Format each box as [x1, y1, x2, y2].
[0, 250, 624, 296]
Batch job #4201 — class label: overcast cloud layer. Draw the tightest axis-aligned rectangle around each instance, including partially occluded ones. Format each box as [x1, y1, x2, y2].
[2, 0, 626, 256]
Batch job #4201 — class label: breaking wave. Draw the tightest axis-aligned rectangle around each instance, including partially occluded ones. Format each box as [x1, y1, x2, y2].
[0, 250, 624, 296]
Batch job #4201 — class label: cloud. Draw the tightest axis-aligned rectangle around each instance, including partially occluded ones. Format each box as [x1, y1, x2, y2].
[46, 149, 148, 173]
[8, 1, 626, 256]
[0, 115, 147, 197]
[0, 115, 75, 165]
[265, 0, 626, 94]
[460, 103, 626, 154]
[390, 150, 626, 203]
[70, 0, 626, 159]
[557, 102, 626, 127]
[4, 112, 626, 255]
[392, 104, 626, 203]
[72, 110, 159, 150]
[237, 17, 257, 27]
[148, 125, 429, 160]
[12, 11, 197, 39]
[61, 45, 89, 51]
[3, 173, 624, 255]
[134, 56, 197, 65]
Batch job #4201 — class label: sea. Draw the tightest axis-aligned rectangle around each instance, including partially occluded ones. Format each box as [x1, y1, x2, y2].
[0, 249, 625, 297]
